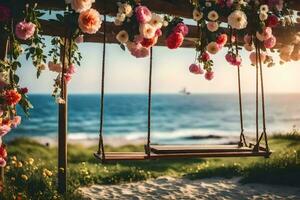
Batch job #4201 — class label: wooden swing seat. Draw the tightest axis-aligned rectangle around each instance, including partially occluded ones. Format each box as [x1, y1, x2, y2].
[94, 144, 271, 162]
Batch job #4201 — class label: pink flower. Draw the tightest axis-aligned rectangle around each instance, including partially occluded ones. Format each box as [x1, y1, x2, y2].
[127, 42, 150, 58]
[225, 53, 235, 64]
[15, 21, 36, 40]
[244, 34, 252, 44]
[0, 5, 11, 22]
[189, 64, 202, 74]
[232, 55, 242, 66]
[78, 8, 102, 34]
[173, 23, 189, 36]
[216, 34, 228, 47]
[67, 64, 77, 75]
[205, 71, 214, 81]
[135, 6, 152, 24]
[264, 35, 277, 49]
[257, 27, 272, 41]
[201, 52, 210, 62]
[11, 116, 21, 128]
[226, 0, 234, 7]
[141, 36, 158, 48]
[71, 0, 95, 13]
[207, 21, 219, 32]
[64, 73, 72, 84]
[0, 110, 3, 117]
[0, 158, 6, 167]
[155, 29, 162, 37]
[166, 32, 184, 49]
[249, 52, 267, 65]
[266, 15, 279, 28]
[0, 125, 11, 137]
[75, 35, 84, 43]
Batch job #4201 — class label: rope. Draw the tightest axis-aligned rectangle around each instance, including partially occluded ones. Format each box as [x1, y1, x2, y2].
[235, 37, 246, 147]
[258, 46, 269, 152]
[97, 13, 107, 160]
[255, 42, 259, 146]
[146, 47, 153, 157]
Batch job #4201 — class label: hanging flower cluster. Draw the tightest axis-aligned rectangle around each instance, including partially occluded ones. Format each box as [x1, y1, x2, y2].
[0, 2, 44, 166]
[114, 1, 164, 58]
[164, 17, 189, 49]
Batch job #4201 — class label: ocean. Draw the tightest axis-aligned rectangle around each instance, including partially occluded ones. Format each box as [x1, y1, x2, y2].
[7, 94, 300, 144]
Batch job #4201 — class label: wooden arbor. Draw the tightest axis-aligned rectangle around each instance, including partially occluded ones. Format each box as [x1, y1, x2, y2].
[1, 0, 300, 195]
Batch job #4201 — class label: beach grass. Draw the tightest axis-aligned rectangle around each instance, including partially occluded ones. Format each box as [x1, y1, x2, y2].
[1, 130, 300, 199]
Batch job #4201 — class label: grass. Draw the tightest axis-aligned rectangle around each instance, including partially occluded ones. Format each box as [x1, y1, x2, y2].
[1, 130, 300, 199]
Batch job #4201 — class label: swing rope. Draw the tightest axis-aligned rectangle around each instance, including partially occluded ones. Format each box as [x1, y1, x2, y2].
[97, 13, 107, 159]
[235, 38, 247, 147]
[146, 47, 153, 157]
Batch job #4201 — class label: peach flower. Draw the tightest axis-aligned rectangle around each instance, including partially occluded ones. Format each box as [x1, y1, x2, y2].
[71, 0, 95, 13]
[78, 8, 102, 34]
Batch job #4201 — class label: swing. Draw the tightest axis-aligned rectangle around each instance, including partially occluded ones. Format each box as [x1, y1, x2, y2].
[94, 14, 271, 163]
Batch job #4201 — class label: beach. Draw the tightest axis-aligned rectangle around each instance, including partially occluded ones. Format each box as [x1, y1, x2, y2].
[78, 176, 300, 200]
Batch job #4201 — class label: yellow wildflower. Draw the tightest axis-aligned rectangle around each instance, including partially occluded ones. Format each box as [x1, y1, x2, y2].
[43, 169, 53, 177]
[28, 158, 34, 165]
[17, 161, 23, 168]
[21, 174, 28, 181]
[12, 156, 17, 161]
[11, 177, 15, 181]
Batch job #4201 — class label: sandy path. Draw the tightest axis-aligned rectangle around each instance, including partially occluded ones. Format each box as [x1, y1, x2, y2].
[78, 176, 300, 200]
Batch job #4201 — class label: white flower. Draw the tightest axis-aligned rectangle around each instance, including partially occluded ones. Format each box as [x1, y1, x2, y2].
[149, 14, 163, 29]
[193, 9, 203, 21]
[228, 10, 248, 30]
[139, 23, 155, 39]
[118, 3, 132, 17]
[208, 10, 219, 21]
[114, 19, 123, 26]
[207, 21, 219, 32]
[238, 0, 247, 6]
[116, 30, 129, 44]
[71, 0, 95, 13]
[260, 4, 269, 13]
[116, 13, 126, 22]
[163, 20, 169, 27]
[259, 12, 268, 21]
[207, 42, 220, 54]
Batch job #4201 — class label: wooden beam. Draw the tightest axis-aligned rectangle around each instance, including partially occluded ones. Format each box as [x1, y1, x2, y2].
[39, 19, 300, 49]
[34, 0, 300, 16]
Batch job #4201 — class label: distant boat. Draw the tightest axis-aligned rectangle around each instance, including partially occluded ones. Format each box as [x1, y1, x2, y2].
[179, 87, 191, 95]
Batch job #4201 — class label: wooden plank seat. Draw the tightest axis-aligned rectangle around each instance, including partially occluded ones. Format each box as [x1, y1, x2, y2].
[148, 144, 256, 154]
[94, 146, 271, 162]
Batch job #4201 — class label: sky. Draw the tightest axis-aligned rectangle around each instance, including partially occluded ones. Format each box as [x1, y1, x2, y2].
[17, 38, 300, 95]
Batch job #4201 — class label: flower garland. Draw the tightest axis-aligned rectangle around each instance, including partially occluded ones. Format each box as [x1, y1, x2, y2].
[0, 2, 47, 167]
[189, 0, 294, 80]
[114, 1, 164, 58]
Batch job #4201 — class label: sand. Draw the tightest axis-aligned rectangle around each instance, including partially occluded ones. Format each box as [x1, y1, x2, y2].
[77, 176, 300, 200]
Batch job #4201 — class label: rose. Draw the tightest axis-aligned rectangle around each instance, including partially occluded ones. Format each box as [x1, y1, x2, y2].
[166, 32, 184, 49]
[116, 30, 129, 44]
[20, 87, 29, 94]
[67, 64, 77, 75]
[200, 52, 210, 62]
[75, 35, 84, 43]
[135, 6, 152, 24]
[264, 36, 277, 49]
[0, 5, 11, 22]
[71, 0, 95, 13]
[266, 15, 279, 28]
[127, 42, 150, 58]
[4, 90, 21, 106]
[141, 36, 158, 48]
[15, 21, 36, 40]
[0, 125, 11, 137]
[189, 64, 204, 74]
[205, 71, 214, 81]
[139, 23, 156, 39]
[228, 10, 247, 30]
[11, 116, 21, 128]
[78, 8, 102, 34]
[216, 34, 228, 47]
[64, 73, 72, 84]
[249, 52, 267, 65]
[207, 21, 219, 32]
[150, 14, 163, 29]
[207, 42, 220, 54]
[173, 23, 189, 36]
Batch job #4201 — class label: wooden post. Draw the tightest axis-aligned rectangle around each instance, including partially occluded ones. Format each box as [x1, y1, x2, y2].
[0, 36, 9, 190]
[58, 38, 68, 195]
